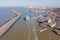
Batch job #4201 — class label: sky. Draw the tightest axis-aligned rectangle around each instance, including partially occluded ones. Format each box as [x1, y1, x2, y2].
[0, 0, 60, 7]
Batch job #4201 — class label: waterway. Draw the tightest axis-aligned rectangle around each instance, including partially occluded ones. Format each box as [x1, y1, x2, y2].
[0, 7, 60, 40]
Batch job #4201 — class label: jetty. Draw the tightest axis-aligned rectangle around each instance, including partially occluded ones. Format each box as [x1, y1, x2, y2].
[0, 9, 22, 37]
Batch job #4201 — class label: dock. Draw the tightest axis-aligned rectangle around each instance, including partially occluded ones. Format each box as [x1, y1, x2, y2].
[0, 9, 22, 37]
